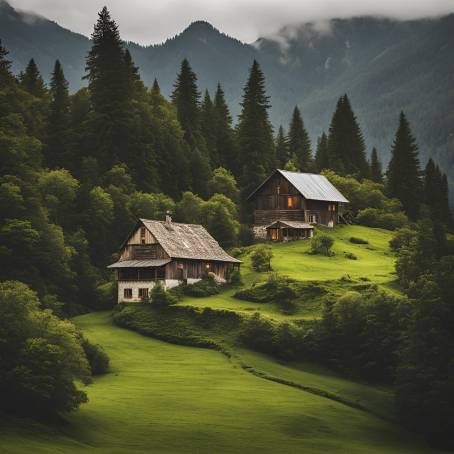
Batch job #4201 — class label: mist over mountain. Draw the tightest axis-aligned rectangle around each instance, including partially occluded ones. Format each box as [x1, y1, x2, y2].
[1, 0, 453, 191]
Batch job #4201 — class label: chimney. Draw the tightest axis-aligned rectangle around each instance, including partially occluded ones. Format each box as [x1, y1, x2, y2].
[165, 212, 172, 226]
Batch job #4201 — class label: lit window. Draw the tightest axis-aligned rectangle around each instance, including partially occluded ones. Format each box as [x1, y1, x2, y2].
[287, 196, 293, 208]
[124, 288, 133, 299]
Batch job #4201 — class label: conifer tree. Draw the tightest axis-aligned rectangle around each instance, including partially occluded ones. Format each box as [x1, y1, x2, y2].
[213, 83, 238, 176]
[45, 60, 70, 168]
[315, 132, 329, 172]
[440, 174, 453, 227]
[20, 58, 46, 97]
[386, 112, 422, 220]
[288, 106, 312, 171]
[150, 78, 161, 106]
[327, 94, 368, 177]
[369, 147, 383, 183]
[0, 40, 14, 86]
[201, 90, 218, 166]
[171, 58, 203, 148]
[237, 60, 275, 198]
[275, 125, 289, 168]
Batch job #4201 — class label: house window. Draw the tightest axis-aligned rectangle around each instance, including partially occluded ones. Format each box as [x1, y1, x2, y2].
[140, 227, 146, 244]
[124, 288, 133, 299]
[287, 196, 293, 208]
[270, 228, 279, 241]
[308, 214, 318, 224]
[138, 288, 149, 299]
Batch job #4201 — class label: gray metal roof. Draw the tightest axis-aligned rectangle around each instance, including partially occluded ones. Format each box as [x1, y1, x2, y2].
[266, 220, 314, 230]
[278, 170, 349, 203]
[107, 259, 171, 268]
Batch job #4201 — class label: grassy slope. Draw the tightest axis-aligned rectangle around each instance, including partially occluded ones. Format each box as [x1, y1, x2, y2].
[180, 225, 398, 320]
[0, 312, 440, 454]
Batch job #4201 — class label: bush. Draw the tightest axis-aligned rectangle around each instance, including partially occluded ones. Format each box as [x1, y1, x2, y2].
[357, 208, 408, 230]
[389, 226, 417, 252]
[149, 283, 178, 306]
[227, 268, 242, 286]
[182, 276, 220, 297]
[239, 312, 275, 353]
[310, 233, 334, 256]
[344, 252, 358, 260]
[81, 337, 109, 375]
[349, 236, 369, 245]
[250, 244, 273, 272]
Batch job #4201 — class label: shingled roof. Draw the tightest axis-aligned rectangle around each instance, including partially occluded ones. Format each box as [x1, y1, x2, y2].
[139, 219, 241, 263]
[247, 169, 349, 203]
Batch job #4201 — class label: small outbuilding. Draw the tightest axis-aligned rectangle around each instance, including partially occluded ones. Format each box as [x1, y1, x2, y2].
[265, 220, 314, 242]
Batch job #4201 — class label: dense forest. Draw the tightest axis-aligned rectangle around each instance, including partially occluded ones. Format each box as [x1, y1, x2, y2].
[1, 6, 454, 449]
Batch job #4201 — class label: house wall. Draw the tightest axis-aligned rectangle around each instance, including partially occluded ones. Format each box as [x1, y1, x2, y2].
[120, 225, 168, 261]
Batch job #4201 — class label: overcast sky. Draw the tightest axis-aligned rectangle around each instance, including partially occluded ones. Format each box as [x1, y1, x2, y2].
[8, 0, 454, 44]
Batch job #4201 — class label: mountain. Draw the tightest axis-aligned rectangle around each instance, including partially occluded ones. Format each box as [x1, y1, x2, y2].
[1, 0, 453, 193]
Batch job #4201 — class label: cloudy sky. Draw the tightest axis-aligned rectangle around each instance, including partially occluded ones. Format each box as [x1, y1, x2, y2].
[8, 0, 454, 44]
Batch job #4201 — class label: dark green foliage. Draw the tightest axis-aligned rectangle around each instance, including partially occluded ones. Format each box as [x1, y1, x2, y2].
[201, 90, 217, 165]
[389, 227, 417, 252]
[149, 283, 178, 307]
[0, 281, 90, 416]
[208, 167, 240, 201]
[182, 275, 221, 297]
[237, 60, 275, 199]
[275, 125, 289, 168]
[349, 237, 369, 245]
[227, 268, 242, 286]
[239, 312, 275, 352]
[386, 112, 422, 220]
[287, 106, 312, 171]
[327, 95, 369, 178]
[0, 39, 14, 86]
[81, 337, 110, 375]
[369, 148, 383, 183]
[356, 208, 408, 230]
[310, 233, 334, 256]
[250, 244, 273, 272]
[344, 252, 357, 260]
[19, 58, 47, 98]
[314, 132, 329, 172]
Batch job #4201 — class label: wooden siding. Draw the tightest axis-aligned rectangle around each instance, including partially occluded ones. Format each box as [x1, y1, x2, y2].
[165, 260, 237, 281]
[120, 226, 169, 261]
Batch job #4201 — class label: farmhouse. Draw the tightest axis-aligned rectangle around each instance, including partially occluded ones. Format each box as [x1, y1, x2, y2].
[108, 217, 241, 303]
[248, 169, 349, 240]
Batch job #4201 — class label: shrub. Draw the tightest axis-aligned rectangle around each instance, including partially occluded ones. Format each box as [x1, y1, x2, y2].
[357, 208, 408, 230]
[182, 277, 220, 297]
[149, 283, 178, 306]
[227, 268, 242, 286]
[344, 252, 358, 260]
[81, 338, 109, 375]
[310, 233, 334, 256]
[349, 236, 369, 245]
[389, 226, 417, 252]
[250, 244, 273, 272]
[239, 312, 275, 353]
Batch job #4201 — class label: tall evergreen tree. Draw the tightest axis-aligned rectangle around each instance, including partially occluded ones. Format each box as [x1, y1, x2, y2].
[369, 147, 383, 183]
[275, 125, 289, 168]
[440, 174, 453, 227]
[287, 106, 312, 171]
[213, 83, 238, 176]
[19, 59, 46, 98]
[0, 40, 14, 86]
[327, 94, 368, 177]
[201, 90, 218, 166]
[150, 78, 161, 106]
[315, 132, 329, 172]
[45, 60, 70, 169]
[386, 112, 422, 220]
[171, 58, 203, 149]
[237, 60, 275, 199]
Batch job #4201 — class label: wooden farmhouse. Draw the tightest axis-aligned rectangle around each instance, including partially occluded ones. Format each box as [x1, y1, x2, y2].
[108, 217, 241, 303]
[248, 169, 349, 240]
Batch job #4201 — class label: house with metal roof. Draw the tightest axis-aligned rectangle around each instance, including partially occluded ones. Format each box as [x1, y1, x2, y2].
[108, 216, 240, 302]
[247, 169, 349, 240]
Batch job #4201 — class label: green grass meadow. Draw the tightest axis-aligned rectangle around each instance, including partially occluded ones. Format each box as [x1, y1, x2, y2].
[0, 311, 441, 454]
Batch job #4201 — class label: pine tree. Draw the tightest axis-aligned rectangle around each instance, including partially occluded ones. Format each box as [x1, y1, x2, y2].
[171, 58, 203, 149]
[150, 78, 161, 106]
[201, 90, 218, 166]
[213, 83, 238, 176]
[237, 60, 275, 198]
[369, 147, 383, 183]
[440, 174, 453, 227]
[45, 60, 70, 168]
[315, 132, 329, 172]
[288, 106, 312, 171]
[327, 94, 368, 178]
[424, 159, 452, 226]
[85, 7, 133, 169]
[387, 112, 422, 220]
[0, 40, 14, 86]
[19, 59, 46, 97]
[275, 125, 289, 168]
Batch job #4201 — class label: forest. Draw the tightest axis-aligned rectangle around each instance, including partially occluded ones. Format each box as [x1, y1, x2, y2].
[1, 6, 454, 451]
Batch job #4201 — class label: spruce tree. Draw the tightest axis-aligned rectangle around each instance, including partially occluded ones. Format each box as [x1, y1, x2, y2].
[150, 78, 161, 106]
[386, 112, 422, 220]
[288, 106, 312, 172]
[237, 60, 275, 198]
[201, 90, 218, 166]
[45, 60, 70, 168]
[0, 40, 14, 86]
[20, 59, 46, 98]
[213, 83, 238, 176]
[171, 58, 203, 148]
[440, 174, 453, 227]
[424, 159, 452, 226]
[275, 125, 289, 168]
[327, 94, 368, 177]
[315, 132, 329, 172]
[369, 147, 383, 183]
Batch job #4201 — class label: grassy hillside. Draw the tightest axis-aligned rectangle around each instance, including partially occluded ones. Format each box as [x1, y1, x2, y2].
[180, 225, 398, 321]
[0, 312, 441, 453]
